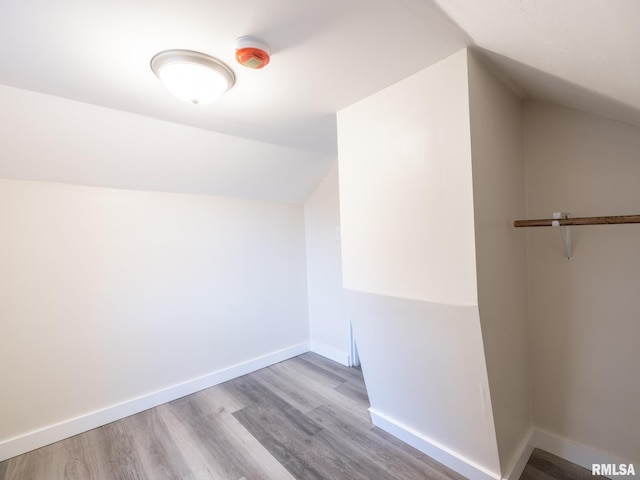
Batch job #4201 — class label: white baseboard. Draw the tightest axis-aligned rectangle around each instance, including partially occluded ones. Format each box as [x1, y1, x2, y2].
[502, 429, 535, 480]
[0, 342, 310, 463]
[310, 341, 351, 366]
[366, 409, 635, 480]
[369, 408, 501, 480]
[6, 345, 631, 479]
[366, 419, 633, 480]
[533, 428, 635, 475]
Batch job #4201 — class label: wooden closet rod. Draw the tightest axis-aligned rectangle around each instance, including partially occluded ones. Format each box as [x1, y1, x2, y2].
[514, 214, 640, 228]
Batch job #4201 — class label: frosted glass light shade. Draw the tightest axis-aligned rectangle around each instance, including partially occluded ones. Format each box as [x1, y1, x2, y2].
[151, 50, 235, 104]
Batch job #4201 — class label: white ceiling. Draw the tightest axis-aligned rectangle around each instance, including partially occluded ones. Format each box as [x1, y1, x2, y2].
[0, 0, 638, 202]
[0, 0, 467, 155]
[436, 0, 640, 127]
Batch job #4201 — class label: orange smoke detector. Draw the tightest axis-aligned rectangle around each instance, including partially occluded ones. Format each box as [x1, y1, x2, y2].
[235, 36, 270, 69]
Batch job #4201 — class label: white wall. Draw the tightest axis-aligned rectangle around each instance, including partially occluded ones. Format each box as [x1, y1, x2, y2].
[338, 54, 478, 307]
[338, 50, 501, 479]
[524, 102, 640, 466]
[467, 52, 531, 473]
[304, 162, 351, 365]
[0, 179, 309, 456]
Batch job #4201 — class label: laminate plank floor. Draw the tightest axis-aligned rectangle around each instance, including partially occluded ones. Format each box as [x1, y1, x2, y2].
[1, 353, 466, 480]
[2, 354, 597, 480]
[519, 449, 608, 480]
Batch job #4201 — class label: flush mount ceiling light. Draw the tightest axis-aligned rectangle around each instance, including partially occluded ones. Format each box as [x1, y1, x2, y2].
[150, 49, 235, 105]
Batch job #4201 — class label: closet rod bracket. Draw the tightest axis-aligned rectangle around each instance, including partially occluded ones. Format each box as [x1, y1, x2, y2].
[552, 212, 572, 260]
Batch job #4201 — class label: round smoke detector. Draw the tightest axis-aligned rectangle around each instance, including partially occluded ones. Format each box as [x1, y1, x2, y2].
[235, 36, 271, 69]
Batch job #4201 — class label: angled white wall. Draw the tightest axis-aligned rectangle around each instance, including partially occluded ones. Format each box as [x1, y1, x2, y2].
[0, 84, 332, 204]
[467, 52, 531, 474]
[304, 162, 351, 365]
[338, 50, 501, 479]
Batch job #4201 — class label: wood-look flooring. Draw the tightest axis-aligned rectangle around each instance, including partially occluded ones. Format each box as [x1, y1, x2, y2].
[520, 449, 608, 480]
[0, 353, 601, 480]
[1, 353, 466, 480]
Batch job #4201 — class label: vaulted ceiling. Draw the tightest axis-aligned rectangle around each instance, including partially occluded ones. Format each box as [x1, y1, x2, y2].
[0, 0, 637, 202]
[437, 0, 640, 127]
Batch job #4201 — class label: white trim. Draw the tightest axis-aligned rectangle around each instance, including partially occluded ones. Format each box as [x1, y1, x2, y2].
[502, 429, 535, 480]
[349, 320, 360, 367]
[369, 408, 501, 480]
[0, 342, 310, 462]
[310, 340, 351, 366]
[533, 428, 634, 474]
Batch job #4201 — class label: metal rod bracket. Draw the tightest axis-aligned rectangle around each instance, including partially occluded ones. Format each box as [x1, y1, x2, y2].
[553, 212, 572, 260]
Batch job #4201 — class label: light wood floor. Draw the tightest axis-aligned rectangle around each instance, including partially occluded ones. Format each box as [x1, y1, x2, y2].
[0, 353, 467, 480]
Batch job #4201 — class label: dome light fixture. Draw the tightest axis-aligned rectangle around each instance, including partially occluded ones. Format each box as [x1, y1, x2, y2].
[150, 49, 235, 105]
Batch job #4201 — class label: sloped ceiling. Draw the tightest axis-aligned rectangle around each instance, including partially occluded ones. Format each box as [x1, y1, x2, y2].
[0, 0, 467, 154]
[0, 0, 637, 202]
[434, 0, 640, 126]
